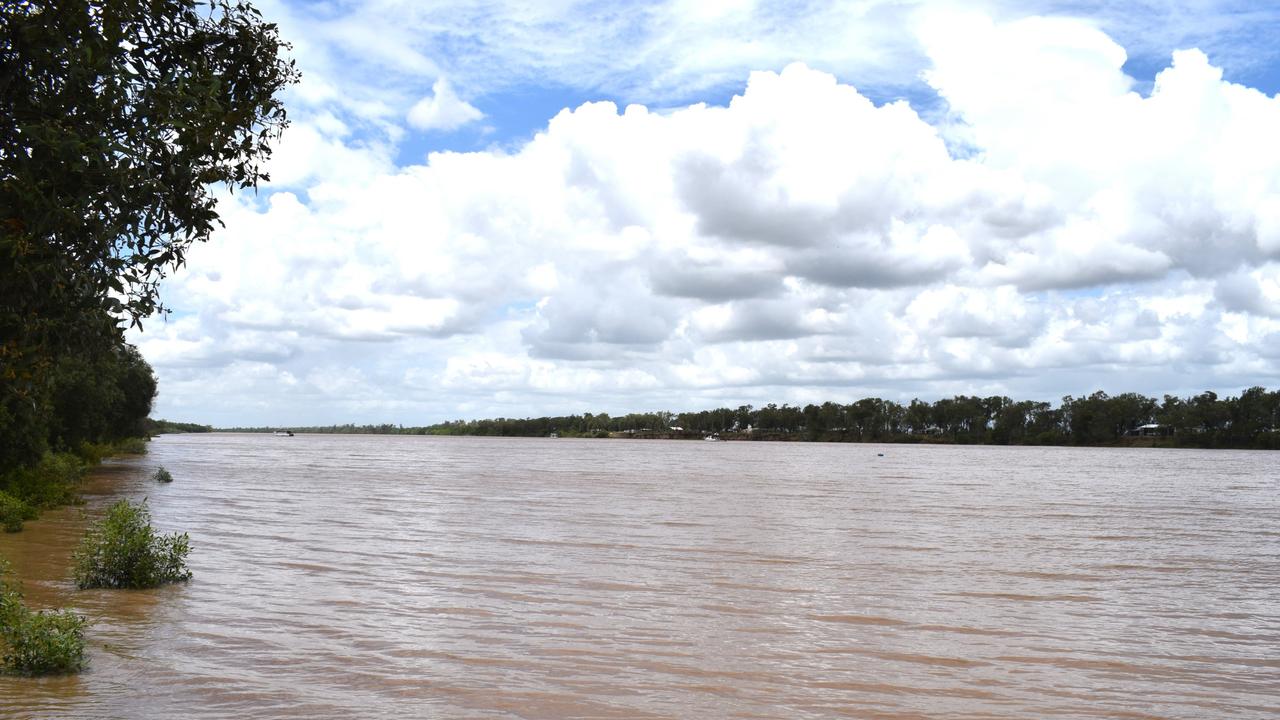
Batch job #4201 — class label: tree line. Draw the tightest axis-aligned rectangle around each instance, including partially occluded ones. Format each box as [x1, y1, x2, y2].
[0, 324, 158, 470]
[232, 387, 1280, 449]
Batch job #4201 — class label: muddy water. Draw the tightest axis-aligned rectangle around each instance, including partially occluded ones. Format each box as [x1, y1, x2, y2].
[1, 434, 1278, 719]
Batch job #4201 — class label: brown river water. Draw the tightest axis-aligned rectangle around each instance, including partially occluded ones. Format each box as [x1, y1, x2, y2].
[1, 434, 1277, 719]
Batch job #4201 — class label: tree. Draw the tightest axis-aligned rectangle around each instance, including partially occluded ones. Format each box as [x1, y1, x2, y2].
[2, 0, 298, 340]
[47, 340, 156, 448]
[904, 399, 931, 434]
[1, 0, 297, 467]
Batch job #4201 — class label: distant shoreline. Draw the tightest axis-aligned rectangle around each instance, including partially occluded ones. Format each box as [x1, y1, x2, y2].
[204, 386, 1280, 451]
[207, 427, 1206, 449]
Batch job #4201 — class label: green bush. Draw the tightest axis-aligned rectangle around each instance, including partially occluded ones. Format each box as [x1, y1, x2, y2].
[72, 441, 114, 465]
[0, 452, 85, 512]
[113, 437, 149, 455]
[152, 467, 173, 483]
[0, 561, 87, 676]
[0, 492, 38, 533]
[75, 438, 147, 463]
[72, 499, 191, 589]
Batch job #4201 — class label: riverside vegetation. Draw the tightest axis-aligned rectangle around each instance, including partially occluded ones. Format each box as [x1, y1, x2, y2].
[0, 444, 140, 534]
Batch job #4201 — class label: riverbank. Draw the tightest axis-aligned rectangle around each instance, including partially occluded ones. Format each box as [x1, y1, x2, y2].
[0, 439, 150, 534]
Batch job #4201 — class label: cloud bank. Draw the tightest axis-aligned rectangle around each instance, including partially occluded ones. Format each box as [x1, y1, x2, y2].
[134, 10, 1280, 425]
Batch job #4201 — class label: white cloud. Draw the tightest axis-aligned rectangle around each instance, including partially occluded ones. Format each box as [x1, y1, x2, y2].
[406, 78, 484, 132]
[136, 12, 1280, 424]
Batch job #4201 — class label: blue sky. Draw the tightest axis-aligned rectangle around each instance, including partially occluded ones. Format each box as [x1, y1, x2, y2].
[380, 1, 1280, 156]
[134, 0, 1280, 425]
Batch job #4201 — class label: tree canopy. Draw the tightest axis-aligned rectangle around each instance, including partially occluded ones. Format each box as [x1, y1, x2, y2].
[1, 0, 297, 468]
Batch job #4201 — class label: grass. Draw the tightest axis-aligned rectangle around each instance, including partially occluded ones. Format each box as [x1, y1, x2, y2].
[0, 561, 87, 676]
[152, 466, 173, 483]
[72, 499, 191, 589]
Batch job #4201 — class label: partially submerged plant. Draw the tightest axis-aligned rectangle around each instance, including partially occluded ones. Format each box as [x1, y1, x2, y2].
[0, 492, 38, 533]
[72, 499, 191, 590]
[152, 466, 173, 483]
[0, 561, 87, 676]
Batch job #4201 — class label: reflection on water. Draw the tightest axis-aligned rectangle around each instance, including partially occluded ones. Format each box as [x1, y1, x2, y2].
[2, 434, 1278, 718]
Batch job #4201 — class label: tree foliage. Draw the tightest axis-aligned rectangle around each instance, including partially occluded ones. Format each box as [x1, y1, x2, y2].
[2, 0, 297, 345]
[0, 330, 157, 468]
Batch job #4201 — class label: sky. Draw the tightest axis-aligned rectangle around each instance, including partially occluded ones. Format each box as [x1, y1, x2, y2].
[130, 0, 1280, 426]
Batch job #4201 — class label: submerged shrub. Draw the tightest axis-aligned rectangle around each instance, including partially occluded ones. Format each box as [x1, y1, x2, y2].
[151, 467, 173, 484]
[0, 561, 87, 676]
[72, 499, 191, 590]
[0, 492, 38, 533]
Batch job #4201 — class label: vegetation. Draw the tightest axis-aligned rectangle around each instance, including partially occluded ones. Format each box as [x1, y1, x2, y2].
[113, 438, 149, 455]
[73, 499, 191, 590]
[0, 561, 87, 676]
[152, 467, 174, 484]
[1, 338, 158, 473]
[144, 419, 214, 435]
[229, 387, 1280, 450]
[1, 0, 298, 363]
[0, 453, 88, 532]
[0, 438, 159, 532]
[0, 493, 37, 533]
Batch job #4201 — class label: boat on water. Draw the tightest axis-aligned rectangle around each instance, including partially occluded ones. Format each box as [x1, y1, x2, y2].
[273, 430, 294, 437]
[703, 434, 721, 441]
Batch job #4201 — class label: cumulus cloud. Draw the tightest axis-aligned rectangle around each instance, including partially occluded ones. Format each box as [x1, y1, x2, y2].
[406, 78, 484, 131]
[1216, 267, 1280, 317]
[136, 11, 1280, 424]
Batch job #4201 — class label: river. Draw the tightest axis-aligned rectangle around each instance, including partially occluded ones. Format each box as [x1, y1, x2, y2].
[1, 434, 1277, 718]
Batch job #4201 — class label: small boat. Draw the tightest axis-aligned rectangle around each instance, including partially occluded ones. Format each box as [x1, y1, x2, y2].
[549, 432, 559, 439]
[703, 434, 720, 442]
[273, 430, 294, 437]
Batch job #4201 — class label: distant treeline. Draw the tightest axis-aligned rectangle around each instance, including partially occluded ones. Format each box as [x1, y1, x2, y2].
[224, 387, 1280, 449]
